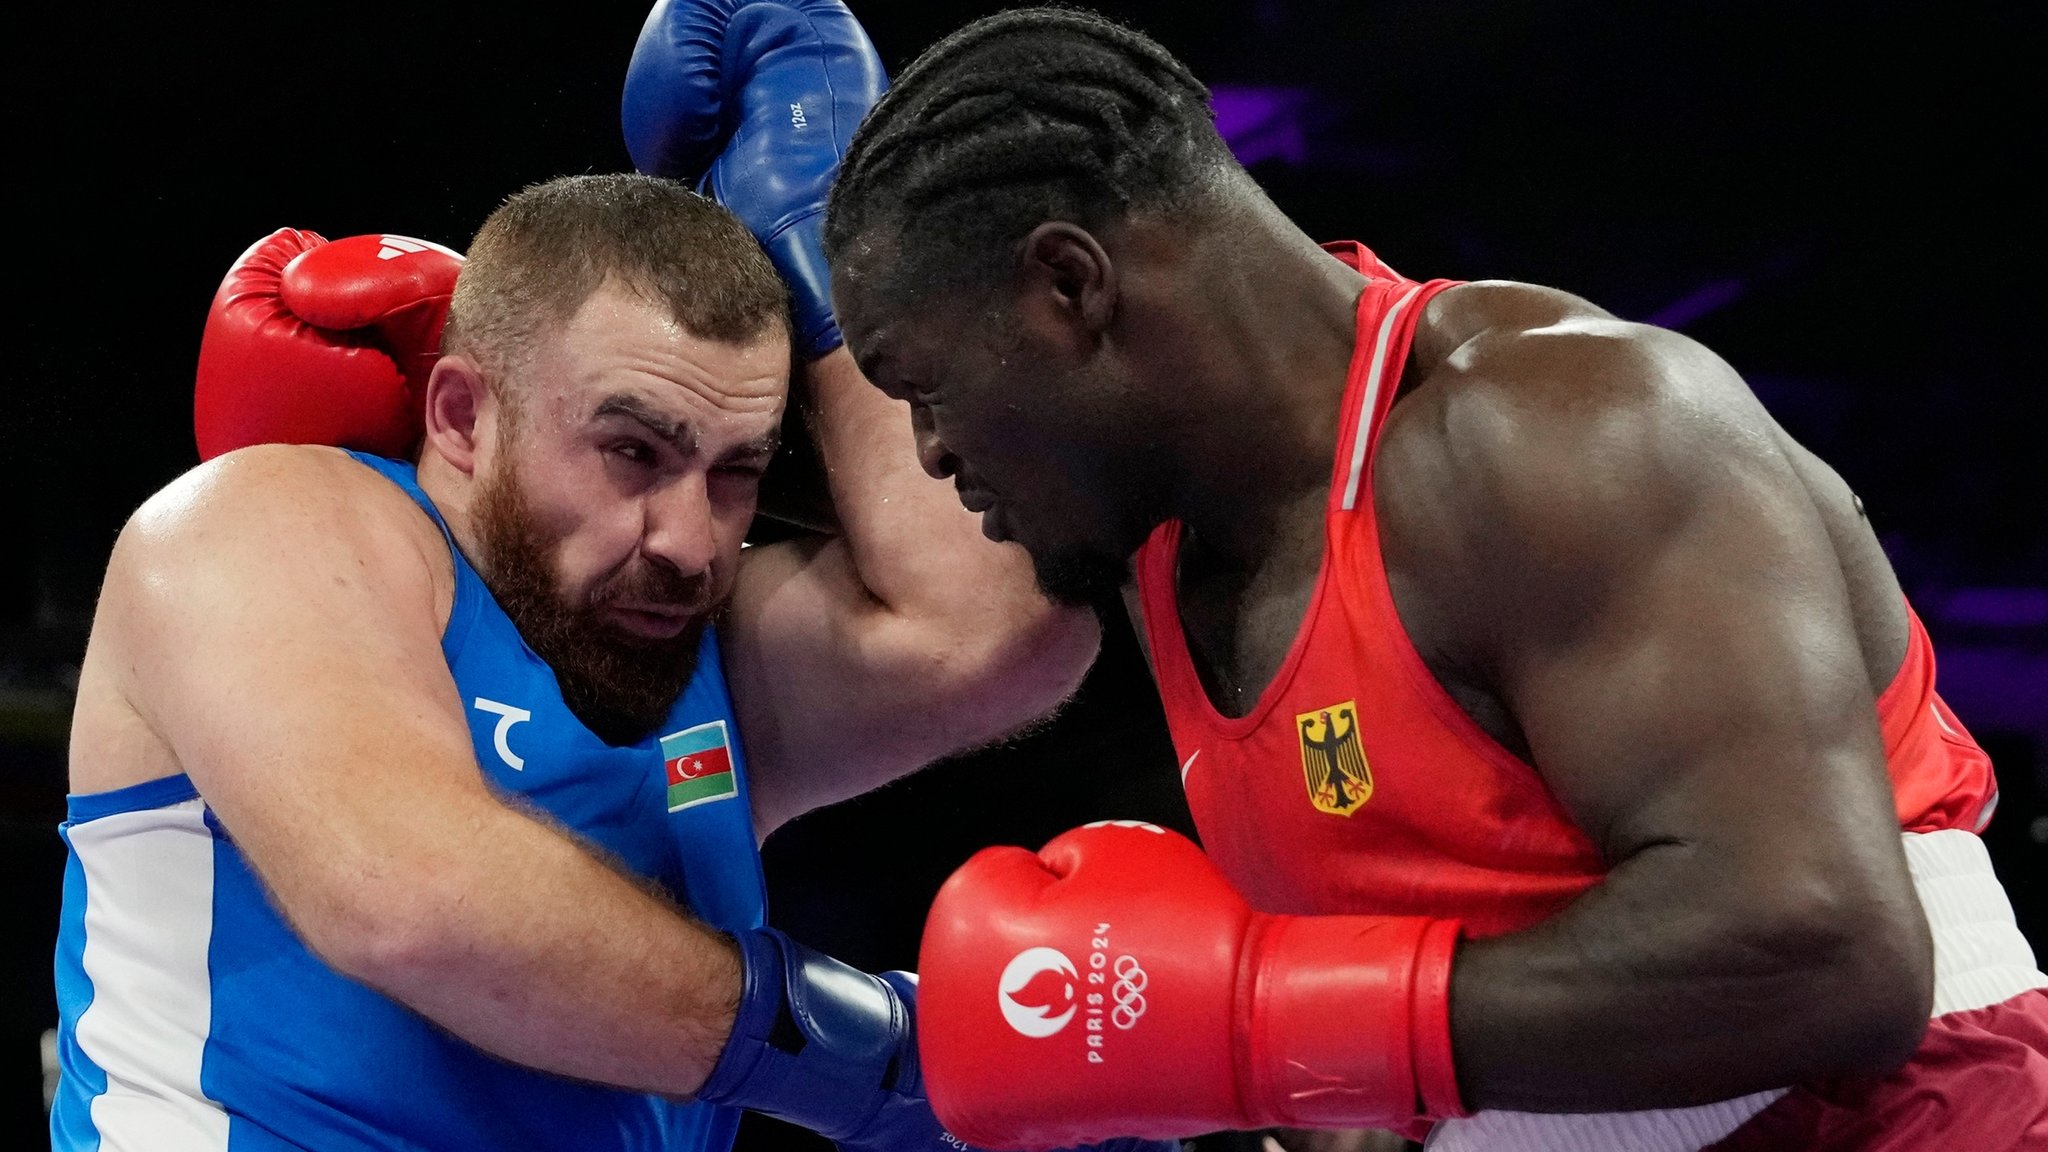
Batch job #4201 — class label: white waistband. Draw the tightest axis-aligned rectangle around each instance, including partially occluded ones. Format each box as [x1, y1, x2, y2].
[1902, 827, 2044, 1014]
[1423, 828, 2044, 1152]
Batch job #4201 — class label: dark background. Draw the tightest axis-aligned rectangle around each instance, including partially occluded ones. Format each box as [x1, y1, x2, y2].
[4, 1, 2041, 1148]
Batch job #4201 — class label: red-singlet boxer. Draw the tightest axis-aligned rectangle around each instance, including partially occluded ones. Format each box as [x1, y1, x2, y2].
[1129, 242, 2041, 1150]
[822, 10, 2047, 1151]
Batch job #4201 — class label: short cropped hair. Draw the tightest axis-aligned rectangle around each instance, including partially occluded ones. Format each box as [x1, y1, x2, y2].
[444, 172, 788, 392]
[824, 6, 1231, 300]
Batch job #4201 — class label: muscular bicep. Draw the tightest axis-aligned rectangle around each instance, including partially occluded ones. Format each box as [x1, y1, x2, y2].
[722, 350, 1100, 838]
[727, 533, 1002, 836]
[1501, 466, 1898, 867]
[111, 449, 488, 944]
[1409, 323, 1935, 1107]
[1442, 328, 1901, 867]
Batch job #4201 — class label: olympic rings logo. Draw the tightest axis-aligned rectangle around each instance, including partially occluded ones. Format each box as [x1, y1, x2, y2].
[1109, 954, 1148, 1030]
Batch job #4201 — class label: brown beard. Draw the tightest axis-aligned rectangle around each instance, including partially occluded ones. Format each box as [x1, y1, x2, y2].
[471, 457, 713, 746]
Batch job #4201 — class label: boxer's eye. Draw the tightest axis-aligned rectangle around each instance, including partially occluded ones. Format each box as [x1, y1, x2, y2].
[608, 439, 657, 467]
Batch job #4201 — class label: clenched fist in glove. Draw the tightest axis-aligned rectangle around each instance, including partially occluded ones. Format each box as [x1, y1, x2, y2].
[623, 0, 885, 360]
[919, 821, 1466, 1149]
[194, 229, 462, 460]
[698, 926, 1178, 1152]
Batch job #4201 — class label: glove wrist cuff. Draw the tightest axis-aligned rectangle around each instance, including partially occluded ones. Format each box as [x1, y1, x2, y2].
[757, 210, 843, 360]
[696, 927, 789, 1105]
[697, 926, 907, 1141]
[1411, 918, 1465, 1118]
[1242, 914, 1465, 1128]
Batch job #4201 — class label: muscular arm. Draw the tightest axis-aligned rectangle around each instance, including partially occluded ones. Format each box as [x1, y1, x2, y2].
[107, 446, 740, 1096]
[1384, 316, 1931, 1110]
[726, 348, 1101, 837]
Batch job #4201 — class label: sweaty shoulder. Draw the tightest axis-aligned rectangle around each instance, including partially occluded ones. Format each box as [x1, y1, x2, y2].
[1378, 280, 1791, 642]
[75, 445, 456, 793]
[118, 444, 449, 595]
[102, 445, 455, 684]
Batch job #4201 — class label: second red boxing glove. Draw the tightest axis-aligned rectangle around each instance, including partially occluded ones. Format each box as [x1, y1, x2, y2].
[194, 230, 464, 461]
[917, 821, 1466, 1149]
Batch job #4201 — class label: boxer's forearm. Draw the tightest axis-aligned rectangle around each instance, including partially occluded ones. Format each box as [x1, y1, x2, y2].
[803, 346, 1086, 646]
[321, 800, 740, 1098]
[1447, 839, 1927, 1112]
[721, 353, 1099, 838]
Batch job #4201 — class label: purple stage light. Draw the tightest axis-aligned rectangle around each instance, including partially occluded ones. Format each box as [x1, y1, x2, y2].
[1942, 587, 2048, 631]
[1932, 644, 2048, 749]
[1921, 586, 2048, 750]
[1210, 84, 1313, 167]
[1645, 277, 1750, 331]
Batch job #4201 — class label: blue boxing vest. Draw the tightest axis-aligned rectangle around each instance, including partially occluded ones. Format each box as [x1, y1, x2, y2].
[51, 452, 767, 1152]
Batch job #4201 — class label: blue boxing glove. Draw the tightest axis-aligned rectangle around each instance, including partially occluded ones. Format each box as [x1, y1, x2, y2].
[698, 927, 1180, 1152]
[623, 0, 885, 359]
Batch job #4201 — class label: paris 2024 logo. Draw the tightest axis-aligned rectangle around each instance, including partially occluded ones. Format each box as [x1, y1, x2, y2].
[997, 940, 1149, 1061]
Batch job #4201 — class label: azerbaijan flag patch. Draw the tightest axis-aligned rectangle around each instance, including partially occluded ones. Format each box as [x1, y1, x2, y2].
[661, 720, 737, 812]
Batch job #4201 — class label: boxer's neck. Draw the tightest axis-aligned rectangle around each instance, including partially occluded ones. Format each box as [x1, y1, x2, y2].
[414, 449, 487, 569]
[1153, 195, 1366, 570]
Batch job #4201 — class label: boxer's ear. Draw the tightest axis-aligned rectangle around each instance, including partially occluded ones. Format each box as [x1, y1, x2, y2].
[421, 354, 488, 476]
[1016, 222, 1117, 343]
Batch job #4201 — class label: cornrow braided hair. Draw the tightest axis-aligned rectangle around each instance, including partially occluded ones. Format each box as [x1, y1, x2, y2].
[824, 5, 1229, 297]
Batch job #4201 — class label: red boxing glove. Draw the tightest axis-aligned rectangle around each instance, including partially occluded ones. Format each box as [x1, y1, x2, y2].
[194, 229, 464, 461]
[918, 821, 1465, 1149]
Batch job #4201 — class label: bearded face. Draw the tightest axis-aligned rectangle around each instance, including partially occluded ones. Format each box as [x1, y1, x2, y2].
[471, 447, 716, 746]
[445, 283, 786, 745]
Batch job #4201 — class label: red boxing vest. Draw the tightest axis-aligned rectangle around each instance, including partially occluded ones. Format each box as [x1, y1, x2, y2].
[1132, 241, 2000, 940]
